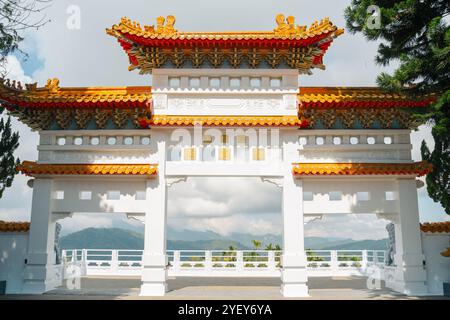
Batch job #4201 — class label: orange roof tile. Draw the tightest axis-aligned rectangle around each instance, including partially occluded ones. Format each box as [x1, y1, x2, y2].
[420, 221, 450, 233]
[292, 162, 432, 177]
[0, 78, 151, 109]
[0, 220, 30, 232]
[139, 115, 307, 128]
[18, 161, 158, 177]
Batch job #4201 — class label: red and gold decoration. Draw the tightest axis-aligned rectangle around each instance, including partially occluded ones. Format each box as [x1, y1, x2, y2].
[106, 14, 344, 74]
[0, 79, 434, 130]
[299, 87, 434, 129]
[0, 78, 151, 130]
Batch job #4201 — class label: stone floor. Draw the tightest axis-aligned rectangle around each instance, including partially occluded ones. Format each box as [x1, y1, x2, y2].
[1, 276, 448, 300]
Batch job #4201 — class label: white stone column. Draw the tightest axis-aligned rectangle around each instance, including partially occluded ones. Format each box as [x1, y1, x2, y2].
[22, 178, 61, 294]
[392, 178, 427, 295]
[281, 173, 309, 297]
[140, 134, 168, 296]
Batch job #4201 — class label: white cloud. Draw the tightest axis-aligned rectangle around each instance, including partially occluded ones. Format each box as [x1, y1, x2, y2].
[305, 215, 390, 241]
[170, 213, 282, 237]
[3, 55, 33, 83]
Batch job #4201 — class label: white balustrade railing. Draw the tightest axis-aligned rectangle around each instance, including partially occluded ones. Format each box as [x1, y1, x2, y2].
[61, 249, 386, 278]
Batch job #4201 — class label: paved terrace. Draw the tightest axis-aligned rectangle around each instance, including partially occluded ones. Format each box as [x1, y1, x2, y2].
[1, 276, 448, 300]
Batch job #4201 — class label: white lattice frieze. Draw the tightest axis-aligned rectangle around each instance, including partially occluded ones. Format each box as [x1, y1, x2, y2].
[157, 95, 296, 116]
[283, 95, 298, 110]
[153, 94, 168, 110]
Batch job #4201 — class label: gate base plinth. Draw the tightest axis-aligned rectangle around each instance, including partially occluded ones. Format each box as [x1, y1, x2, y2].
[281, 284, 309, 297]
[140, 283, 167, 296]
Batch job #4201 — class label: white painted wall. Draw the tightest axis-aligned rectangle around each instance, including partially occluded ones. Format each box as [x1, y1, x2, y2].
[0, 232, 28, 294]
[52, 178, 148, 214]
[303, 178, 399, 215]
[422, 232, 450, 295]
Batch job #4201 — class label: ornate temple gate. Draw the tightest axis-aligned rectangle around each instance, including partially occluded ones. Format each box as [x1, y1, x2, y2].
[0, 14, 434, 297]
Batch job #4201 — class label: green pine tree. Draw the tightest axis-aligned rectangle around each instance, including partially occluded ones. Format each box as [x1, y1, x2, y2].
[345, 0, 450, 215]
[0, 108, 19, 198]
[0, 1, 50, 197]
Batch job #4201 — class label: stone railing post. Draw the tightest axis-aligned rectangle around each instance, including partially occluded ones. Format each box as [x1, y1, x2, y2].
[371, 250, 377, 264]
[81, 249, 88, 276]
[361, 250, 368, 270]
[172, 251, 181, 272]
[330, 250, 339, 275]
[236, 251, 244, 271]
[111, 250, 119, 274]
[268, 251, 276, 271]
[205, 251, 212, 272]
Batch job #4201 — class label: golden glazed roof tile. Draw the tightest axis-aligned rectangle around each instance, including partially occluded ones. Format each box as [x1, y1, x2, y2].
[18, 161, 158, 177]
[0, 220, 30, 232]
[139, 115, 308, 127]
[0, 78, 151, 108]
[420, 221, 450, 233]
[292, 162, 432, 177]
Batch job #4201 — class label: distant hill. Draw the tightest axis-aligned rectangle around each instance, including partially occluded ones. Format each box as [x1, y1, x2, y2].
[60, 228, 144, 249]
[167, 240, 249, 250]
[59, 227, 388, 251]
[321, 239, 388, 251]
[60, 228, 250, 251]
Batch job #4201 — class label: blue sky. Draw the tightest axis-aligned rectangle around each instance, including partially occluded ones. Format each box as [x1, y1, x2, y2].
[0, 0, 448, 240]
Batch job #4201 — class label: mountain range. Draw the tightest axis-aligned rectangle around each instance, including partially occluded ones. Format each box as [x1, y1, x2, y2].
[59, 227, 388, 251]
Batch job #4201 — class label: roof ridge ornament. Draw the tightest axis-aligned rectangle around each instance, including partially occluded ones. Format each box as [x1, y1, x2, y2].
[0, 77, 24, 91]
[45, 78, 60, 94]
[117, 15, 178, 36]
[274, 14, 307, 36]
[155, 15, 177, 35]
